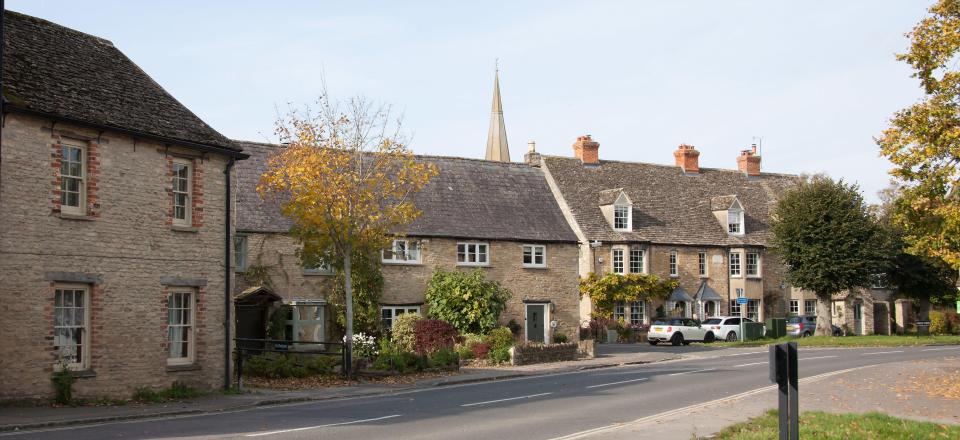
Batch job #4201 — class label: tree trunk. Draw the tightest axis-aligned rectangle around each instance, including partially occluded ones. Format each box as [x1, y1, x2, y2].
[343, 245, 354, 377]
[816, 294, 833, 336]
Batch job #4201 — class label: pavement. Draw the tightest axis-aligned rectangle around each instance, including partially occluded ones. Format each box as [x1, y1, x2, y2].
[0, 343, 681, 433]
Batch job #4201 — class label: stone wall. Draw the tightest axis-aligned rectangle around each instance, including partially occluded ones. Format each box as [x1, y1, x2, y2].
[510, 342, 579, 366]
[0, 114, 231, 400]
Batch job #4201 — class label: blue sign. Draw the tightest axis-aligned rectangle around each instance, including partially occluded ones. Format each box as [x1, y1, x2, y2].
[737, 297, 749, 305]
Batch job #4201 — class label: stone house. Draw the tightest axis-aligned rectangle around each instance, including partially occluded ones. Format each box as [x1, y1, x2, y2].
[535, 136, 802, 330]
[233, 141, 581, 344]
[0, 11, 247, 400]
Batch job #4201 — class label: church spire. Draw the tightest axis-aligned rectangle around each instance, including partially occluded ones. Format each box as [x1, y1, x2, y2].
[485, 66, 510, 162]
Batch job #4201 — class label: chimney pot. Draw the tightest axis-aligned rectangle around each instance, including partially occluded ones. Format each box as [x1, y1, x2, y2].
[674, 143, 700, 174]
[573, 135, 600, 165]
[737, 145, 762, 176]
[528, 140, 536, 152]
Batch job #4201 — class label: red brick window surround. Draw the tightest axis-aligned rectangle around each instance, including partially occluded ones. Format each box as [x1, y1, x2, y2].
[166, 156, 204, 229]
[51, 137, 100, 218]
[47, 283, 102, 373]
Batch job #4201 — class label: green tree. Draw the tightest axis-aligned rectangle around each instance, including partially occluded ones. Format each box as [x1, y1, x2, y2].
[327, 250, 384, 336]
[578, 272, 677, 318]
[772, 175, 890, 335]
[258, 92, 437, 369]
[424, 269, 511, 335]
[877, 0, 960, 270]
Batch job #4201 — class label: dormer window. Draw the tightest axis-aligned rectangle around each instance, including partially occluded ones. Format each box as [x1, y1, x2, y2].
[728, 209, 742, 234]
[614, 204, 630, 230]
[600, 189, 633, 232]
[713, 196, 745, 236]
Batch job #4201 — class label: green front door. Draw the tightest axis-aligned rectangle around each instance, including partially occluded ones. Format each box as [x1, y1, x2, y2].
[526, 304, 545, 343]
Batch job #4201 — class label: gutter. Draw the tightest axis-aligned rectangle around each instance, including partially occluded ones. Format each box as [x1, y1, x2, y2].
[223, 157, 236, 390]
[4, 105, 249, 160]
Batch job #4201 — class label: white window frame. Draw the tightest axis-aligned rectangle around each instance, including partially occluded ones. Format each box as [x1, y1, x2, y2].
[728, 200, 744, 235]
[729, 251, 742, 277]
[746, 252, 761, 278]
[167, 290, 195, 365]
[234, 235, 248, 272]
[522, 244, 547, 268]
[804, 299, 817, 316]
[382, 239, 421, 264]
[172, 158, 192, 227]
[303, 257, 334, 276]
[629, 248, 645, 274]
[381, 305, 421, 329]
[669, 250, 679, 277]
[612, 248, 625, 274]
[629, 301, 645, 325]
[59, 142, 86, 215]
[613, 204, 631, 231]
[789, 300, 799, 315]
[287, 300, 326, 345]
[54, 285, 90, 370]
[730, 299, 742, 316]
[457, 242, 490, 266]
[747, 299, 760, 321]
[698, 251, 708, 278]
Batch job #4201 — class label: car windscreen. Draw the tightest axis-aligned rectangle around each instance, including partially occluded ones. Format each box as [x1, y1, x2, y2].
[702, 319, 722, 325]
[787, 316, 803, 323]
[652, 319, 671, 325]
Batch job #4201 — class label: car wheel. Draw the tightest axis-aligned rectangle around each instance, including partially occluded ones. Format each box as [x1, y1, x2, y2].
[726, 331, 737, 342]
[648, 341, 658, 346]
[704, 332, 715, 343]
[803, 331, 811, 338]
[671, 333, 684, 346]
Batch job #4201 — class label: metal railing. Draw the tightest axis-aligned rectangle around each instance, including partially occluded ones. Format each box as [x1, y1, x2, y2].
[233, 338, 346, 390]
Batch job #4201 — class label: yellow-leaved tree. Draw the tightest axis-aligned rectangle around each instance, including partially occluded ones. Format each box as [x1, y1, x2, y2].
[258, 93, 437, 371]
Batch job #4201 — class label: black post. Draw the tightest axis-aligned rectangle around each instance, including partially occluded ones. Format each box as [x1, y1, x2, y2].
[788, 342, 799, 440]
[770, 343, 789, 440]
[236, 347, 244, 391]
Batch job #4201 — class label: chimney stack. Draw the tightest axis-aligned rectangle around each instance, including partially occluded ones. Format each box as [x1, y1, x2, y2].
[673, 143, 700, 174]
[573, 135, 600, 165]
[524, 140, 542, 167]
[737, 143, 761, 176]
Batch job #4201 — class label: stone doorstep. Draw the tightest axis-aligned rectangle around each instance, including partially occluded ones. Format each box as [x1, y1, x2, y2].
[1, 353, 682, 433]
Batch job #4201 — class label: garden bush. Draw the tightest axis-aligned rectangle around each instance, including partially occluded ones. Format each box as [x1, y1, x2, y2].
[428, 347, 459, 368]
[489, 346, 511, 364]
[484, 327, 515, 351]
[552, 332, 568, 344]
[929, 311, 950, 335]
[471, 342, 491, 359]
[391, 313, 421, 353]
[243, 353, 339, 378]
[424, 268, 511, 334]
[349, 332, 379, 359]
[372, 350, 426, 374]
[414, 319, 461, 355]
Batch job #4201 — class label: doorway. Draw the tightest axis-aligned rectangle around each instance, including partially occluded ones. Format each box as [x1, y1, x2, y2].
[525, 303, 547, 343]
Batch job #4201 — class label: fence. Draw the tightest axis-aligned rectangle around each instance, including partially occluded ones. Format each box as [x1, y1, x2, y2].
[233, 338, 346, 390]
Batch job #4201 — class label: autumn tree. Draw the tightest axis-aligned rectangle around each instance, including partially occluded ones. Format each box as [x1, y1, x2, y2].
[878, 0, 960, 270]
[258, 93, 437, 371]
[771, 175, 890, 336]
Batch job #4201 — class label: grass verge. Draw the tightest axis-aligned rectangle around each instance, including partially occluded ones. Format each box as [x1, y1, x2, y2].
[708, 410, 960, 439]
[710, 334, 960, 348]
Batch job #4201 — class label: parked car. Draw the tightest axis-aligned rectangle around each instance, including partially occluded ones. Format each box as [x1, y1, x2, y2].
[700, 316, 758, 342]
[648, 318, 715, 346]
[786, 315, 842, 337]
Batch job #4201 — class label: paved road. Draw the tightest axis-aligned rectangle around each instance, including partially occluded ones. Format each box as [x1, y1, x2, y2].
[8, 345, 960, 440]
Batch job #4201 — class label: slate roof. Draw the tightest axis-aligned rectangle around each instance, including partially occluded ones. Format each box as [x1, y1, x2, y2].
[1, 10, 241, 154]
[543, 156, 798, 247]
[696, 281, 724, 301]
[668, 286, 694, 303]
[234, 141, 578, 243]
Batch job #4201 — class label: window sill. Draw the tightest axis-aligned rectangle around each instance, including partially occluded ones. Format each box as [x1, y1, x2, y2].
[303, 272, 334, 277]
[669, 275, 679, 278]
[522, 265, 548, 270]
[69, 369, 97, 379]
[746, 275, 762, 280]
[58, 213, 95, 221]
[166, 363, 201, 372]
[382, 261, 423, 266]
[172, 226, 199, 233]
[699, 275, 709, 279]
[456, 264, 490, 268]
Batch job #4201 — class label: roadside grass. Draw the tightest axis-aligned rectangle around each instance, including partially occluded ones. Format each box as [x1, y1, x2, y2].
[707, 410, 960, 439]
[709, 334, 960, 348]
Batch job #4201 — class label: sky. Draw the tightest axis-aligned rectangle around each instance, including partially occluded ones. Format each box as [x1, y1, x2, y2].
[8, 1, 934, 202]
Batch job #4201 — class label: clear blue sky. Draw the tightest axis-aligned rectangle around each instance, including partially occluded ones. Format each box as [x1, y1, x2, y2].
[9, 1, 932, 202]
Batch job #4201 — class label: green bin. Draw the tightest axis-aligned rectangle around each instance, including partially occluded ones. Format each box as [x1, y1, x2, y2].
[765, 318, 786, 339]
[744, 322, 765, 341]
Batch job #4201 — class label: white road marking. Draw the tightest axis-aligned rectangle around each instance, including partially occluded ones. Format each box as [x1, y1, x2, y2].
[922, 347, 960, 352]
[586, 378, 649, 389]
[460, 392, 552, 407]
[546, 366, 875, 440]
[862, 350, 904, 355]
[801, 355, 838, 361]
[245, 414, 401, 437]
[732, 361, 768, 368]
[668, 368, 715, 376]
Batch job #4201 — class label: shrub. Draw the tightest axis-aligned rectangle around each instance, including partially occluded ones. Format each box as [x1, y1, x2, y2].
[947, 311, 960, 335]
[929, 311, 950, 335]
[456, 344, 474, 360]
[428, 347, 459, 368]
[552, 332, 568, 344]
[484, 327, 515, 351]
[245, 353, 309, 378]
[489, 346, 511, 364]
[424, 268, 511, 334]
[349, 333, 379, 359]
[507, 319, 522, 336]
[372, 350, 426, 374]
[471, 342, 491, 359]
[132, 381, 201, 402]
[51, 359, 76, 405]
[391, 313, 421, 353]
[414, 319, 461, 355]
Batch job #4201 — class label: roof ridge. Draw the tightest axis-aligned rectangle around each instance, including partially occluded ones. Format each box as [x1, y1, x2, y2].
[6, 10, 114, 47]
[541, 155, 798, 178]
